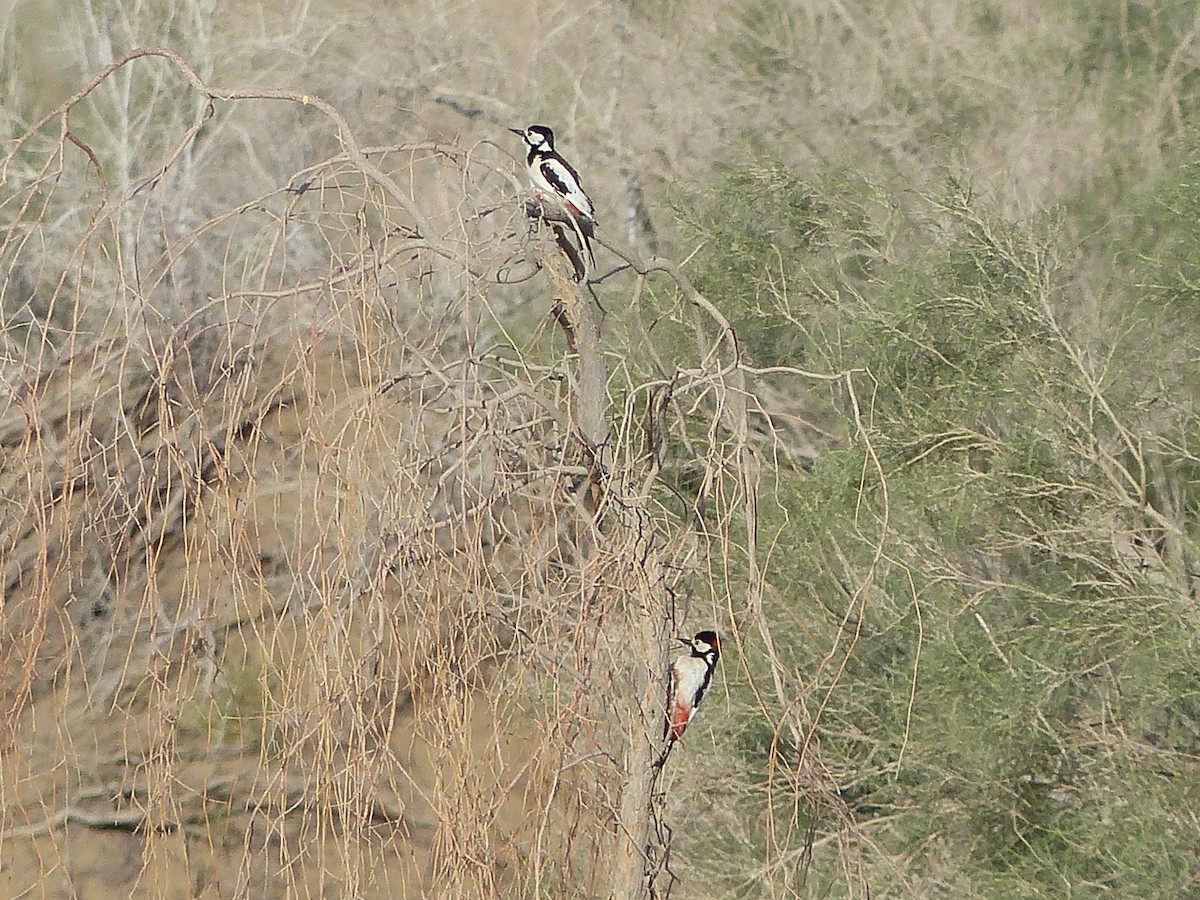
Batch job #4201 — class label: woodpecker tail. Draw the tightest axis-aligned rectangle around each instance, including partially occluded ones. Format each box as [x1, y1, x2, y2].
[569, 215, 596, 273]
[580, 229, 596, 270]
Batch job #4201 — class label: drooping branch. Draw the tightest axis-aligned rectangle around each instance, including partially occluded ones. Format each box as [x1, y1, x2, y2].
[2, 47, 477, 277]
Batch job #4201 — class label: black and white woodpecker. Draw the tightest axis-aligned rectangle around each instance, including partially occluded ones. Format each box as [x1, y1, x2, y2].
[510, 124, 596, 269]
[664, 630, 720, 743]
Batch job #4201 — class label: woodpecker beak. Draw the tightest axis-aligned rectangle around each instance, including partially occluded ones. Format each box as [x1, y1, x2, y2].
[508, 127, 524, 137]
[676, 635, 692, 647]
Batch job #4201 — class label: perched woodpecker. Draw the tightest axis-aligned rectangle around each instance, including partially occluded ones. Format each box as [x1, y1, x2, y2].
[510, 124, 596, 268]
[664, 630, 720, 743]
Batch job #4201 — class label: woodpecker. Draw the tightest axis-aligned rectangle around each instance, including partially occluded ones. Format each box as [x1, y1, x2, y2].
[664, 630, 720, 743]
[510, 124, 596, 268]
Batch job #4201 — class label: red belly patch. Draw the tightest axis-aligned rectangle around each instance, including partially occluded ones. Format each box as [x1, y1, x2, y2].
[666, 700, 693, 741]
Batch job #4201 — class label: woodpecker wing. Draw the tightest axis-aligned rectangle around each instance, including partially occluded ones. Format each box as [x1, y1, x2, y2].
[663, 663, 675, 740]
[536, 156, 595, 224]
[692, 673, 712, 713]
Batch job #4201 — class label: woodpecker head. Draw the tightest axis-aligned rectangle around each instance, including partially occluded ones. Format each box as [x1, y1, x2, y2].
[510, 124, 555, 151]
[680, 630, 720, 662]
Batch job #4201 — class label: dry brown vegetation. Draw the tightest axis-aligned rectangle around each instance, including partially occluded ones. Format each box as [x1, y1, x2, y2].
[0, 40, 791, 900]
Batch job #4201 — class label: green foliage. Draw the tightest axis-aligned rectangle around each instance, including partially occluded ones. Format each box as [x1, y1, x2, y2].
[1141, 145, 1200, 316]
[675, 163, 879, 369]
[1067, 1, 1200, 207]
[676, 154, 1200, 895]
[179, 662, 269, 753]
[725, 0, 800, 87]
[1073, 1, 1200, 98]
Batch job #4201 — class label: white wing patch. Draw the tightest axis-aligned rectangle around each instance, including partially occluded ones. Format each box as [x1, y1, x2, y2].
[534, 159, 594, 222]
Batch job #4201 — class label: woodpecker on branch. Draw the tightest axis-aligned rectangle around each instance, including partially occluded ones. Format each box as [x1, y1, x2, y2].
[664, 630, 720, 743]
[510, 124, 596, 270]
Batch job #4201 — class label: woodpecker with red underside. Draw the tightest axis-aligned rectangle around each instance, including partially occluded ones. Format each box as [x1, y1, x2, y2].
[664, 630, 720, 743]
[510, 124, 596, 269]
